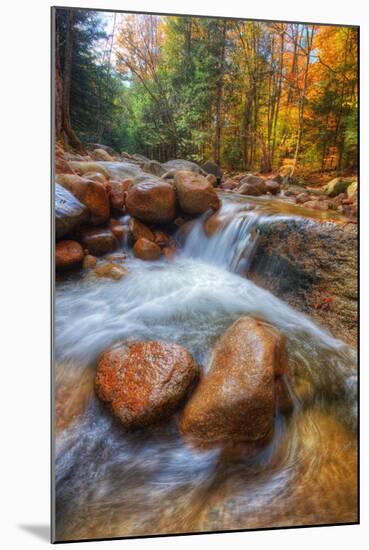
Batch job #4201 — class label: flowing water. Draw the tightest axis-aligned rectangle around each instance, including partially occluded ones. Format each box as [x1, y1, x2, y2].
[54, 191, 357, 541]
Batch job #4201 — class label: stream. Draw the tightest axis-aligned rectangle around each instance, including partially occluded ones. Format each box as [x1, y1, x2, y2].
[54, 192, 357, 541]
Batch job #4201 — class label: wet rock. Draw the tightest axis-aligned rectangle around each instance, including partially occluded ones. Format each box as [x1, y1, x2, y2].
[180, 316, 289, 447]
[296, 192, 311, 204]
[111, 224, 125, 241]
[206, 174, 217, 187]
[57, 174, 110, 225]
[95, 340, 200, 428]
[162, 246, 176, 259]
[55, 183, 89, 238]
[247, 218, 358, 346]
[55, 157, 74, 175]
[324, 177, 354, 198]
[68, 161, 111, 179]
[347, 181, 358, 200]
[129, 218, 154, 242]
[153, 229, 170, 247]
[77, 227, 118, 256]
[142, 160, 166, 177]
[238, 175, 267, 196]
[265, 179, 281, 195]
[109, 178, 133, 213]
[133, 238, 162, 260]
[174, 170, 221, 215]
[82, 254, 97, 269]
[83, 171, 107, 184]
[55, 240, 84, 271]
[201, 161, 223, 182]
[126, 177, 177, 224]
[93, 262, 128, 280]
[220, 179, 238, 190]
[162, 159, 204, 174]
[91, 148, 114, 162]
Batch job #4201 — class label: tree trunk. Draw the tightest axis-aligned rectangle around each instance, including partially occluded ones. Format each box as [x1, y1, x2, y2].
[56, 10, 85, 153]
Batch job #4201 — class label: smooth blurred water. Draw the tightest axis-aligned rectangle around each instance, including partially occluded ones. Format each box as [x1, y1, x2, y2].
[54, 193, 357, 541]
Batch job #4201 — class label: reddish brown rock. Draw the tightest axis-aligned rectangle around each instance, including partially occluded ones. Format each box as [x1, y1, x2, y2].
[55, 157, 75, 175]
[265, 179, 281, 195]
[162, 246, 176, 260]
[83, 171, 107, 185]
[238, 177, 267, 196]
[57, 174, 110, 225]
[109, 178, 133, 213]
[91, 148, 114, 162]
[55, 240, 84, 271]
[133, 238, 162, 261]
[174, 171, 220, 215]
[77, 227, 118, 256]
[179, 316, 289, 447]
[68, 161, 110, 179]
[93, 262, 128, 280]
[129, 218, 154, 242]
[82, 254, 97, 269]
[111, 224, 125, 241]
[221, 179, 238, 190]
[95, 340, 200, 428]
[126, 177, 176, 223]
[153, 229, 170, 247]
[206, 174, 217, 187]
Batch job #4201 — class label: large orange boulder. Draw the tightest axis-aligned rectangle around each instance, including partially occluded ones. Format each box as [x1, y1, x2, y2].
[179, 316, 290, 447]
[133, 238, 161, 260]
[57, 174, 110, 225]
[95, 340, 200, 428]
[126, 177, 176, 223]
[174, 171, 220, 215]
[55, 240, 84, 271]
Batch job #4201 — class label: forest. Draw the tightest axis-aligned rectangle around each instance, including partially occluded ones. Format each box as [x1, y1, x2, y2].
[55, 9, 358, 178]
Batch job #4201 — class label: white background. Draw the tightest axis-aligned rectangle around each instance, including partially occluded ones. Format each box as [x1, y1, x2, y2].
[0, 0, 367, 548]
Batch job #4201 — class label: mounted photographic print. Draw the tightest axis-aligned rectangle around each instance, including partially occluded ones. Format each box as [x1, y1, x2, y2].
[52, 6, 359, 543]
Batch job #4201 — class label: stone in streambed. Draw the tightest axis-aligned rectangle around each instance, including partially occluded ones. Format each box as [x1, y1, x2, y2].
[129, 218, 154, 242]
[109, 178, 133, 213]
[324, 177, 354, 198]
[126, 177, 176, 224]
[201, 160, 223, 182]
[93, 262, 128, 281]
[91, 148, 114, 162]
[179, 316, 289, 447]
[77, 227, 118, 256]
[68, 161, 111, 179]
[57, 174, 110, 225]
[162, 159, 204, 174]
[238, 175, 267, 196]
[265, 179, 281, 195]
[95, 340, 200, 428]
[82, 254, 97, 269]
[55, 240, 84, 271]
[174, 170, 220, 215]
[133, 238, 162, 260]
[55, 183, 89, 238]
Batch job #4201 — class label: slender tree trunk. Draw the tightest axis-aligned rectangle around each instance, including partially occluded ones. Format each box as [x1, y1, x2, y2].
[291, 25, 315, 175]
[213, 23, 227, 164]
